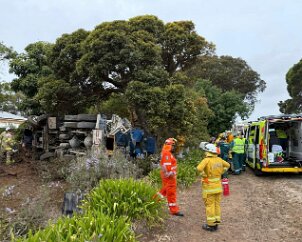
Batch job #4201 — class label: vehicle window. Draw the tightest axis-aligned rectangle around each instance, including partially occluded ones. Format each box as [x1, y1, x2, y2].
[249, 126, 256, 144]
[255, 126, 260, 144]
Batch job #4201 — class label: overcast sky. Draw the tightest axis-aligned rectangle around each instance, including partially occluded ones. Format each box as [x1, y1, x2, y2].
[1, 0, 302, 121]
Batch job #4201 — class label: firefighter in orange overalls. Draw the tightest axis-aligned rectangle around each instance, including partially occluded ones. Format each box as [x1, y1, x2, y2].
[198, 142, 230, 231]
[157, 138, 184, 216]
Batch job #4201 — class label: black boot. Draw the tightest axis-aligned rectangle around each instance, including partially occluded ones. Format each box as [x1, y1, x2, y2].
[202, 224, 217, 232]
[172, 212, 184, 217]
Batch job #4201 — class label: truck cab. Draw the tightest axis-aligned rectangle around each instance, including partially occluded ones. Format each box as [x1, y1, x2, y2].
[245, 114, 302, 174]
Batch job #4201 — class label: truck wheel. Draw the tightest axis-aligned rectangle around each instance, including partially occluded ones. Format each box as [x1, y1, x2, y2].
[64, 115, 78, 121]
[40, 152, 55, 160]
[77, 122, 96, 129]
[59, 133, 71, 140]
[64, 122, 78, 128]
[77, 114, 97, 121]
[254, 164, 263, 176]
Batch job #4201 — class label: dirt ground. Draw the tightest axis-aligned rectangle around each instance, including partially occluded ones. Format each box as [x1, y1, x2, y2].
[1, 160, 302, 242]
[0, 159, 66, 235]
[140, 169, 302, 242]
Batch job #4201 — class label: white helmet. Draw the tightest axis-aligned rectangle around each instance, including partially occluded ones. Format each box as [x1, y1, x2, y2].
[6, 127, 11, 131]
[199, 141, 218, 154]
[199, 142, 209, 150]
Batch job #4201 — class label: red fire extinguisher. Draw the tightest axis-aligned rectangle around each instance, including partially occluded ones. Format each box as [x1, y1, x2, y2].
[222, 178, 230, 196]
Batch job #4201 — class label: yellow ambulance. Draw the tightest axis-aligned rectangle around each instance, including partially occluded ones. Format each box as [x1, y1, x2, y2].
[245, 114, 302, 175]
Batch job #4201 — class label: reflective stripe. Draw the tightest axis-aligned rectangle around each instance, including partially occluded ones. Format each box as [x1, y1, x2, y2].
[202, 177, 220, 183]
[206, 216, 216, 221]
[168, 203, 177, 207]
[203, 187, 222, 193]
[208, 178, 220, 182]
[171, 166, 177, 170]
[222, 181, 228, 185]
[163, 162, 171, 165]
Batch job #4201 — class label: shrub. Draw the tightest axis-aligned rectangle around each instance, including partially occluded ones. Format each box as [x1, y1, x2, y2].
[66, 147, 142, 193]
[178, 149, 203, 167]
[176, 163, 199, 188]
[147, 168, 161, 188]
[83, 179, 165, 224]
[12, 179, 165, 241]
[13, 211, 135, 242]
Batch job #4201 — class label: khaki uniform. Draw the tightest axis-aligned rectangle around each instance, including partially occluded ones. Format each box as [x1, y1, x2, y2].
[197, 153, 230, 226]
[0, 131, 15, 164]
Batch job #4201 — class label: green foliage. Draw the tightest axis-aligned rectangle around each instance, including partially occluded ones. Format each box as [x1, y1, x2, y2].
[13, 178, 165, 242]
[178, 148, 204, 167]
[95, 93, 130, 118]
[83, 179, 165, 224]
[176, 163, 198, 188]
[161, 21, 215, 75]
[0, 82, 24, 114]
[147, 149, 203, 188]
[147, 168, 161, 188]
[194, 79, 249, 135]
[50, 29, 89, 81]
[10, 41, 53, 115]
[125, 80, 211, 144]
[13, 211, 135, 242]
[186, 55, 266, 111]
[0, 42, 15, 62]
[279, 58, 302, 113]
[36, 78, 82, 115]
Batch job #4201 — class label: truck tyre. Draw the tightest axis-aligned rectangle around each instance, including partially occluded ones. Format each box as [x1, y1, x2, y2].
[77, 114, 97, 121]
[40, 152, 55, 160]
[64, 115, 78, 121]
[59, 133, 71, 140]
[64, 122, 78, 128]
[254, 164, 263, 176]
[77, 122, 96, 129]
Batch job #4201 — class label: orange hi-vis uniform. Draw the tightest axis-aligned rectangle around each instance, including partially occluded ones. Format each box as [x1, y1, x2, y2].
[197, 152, 230, 226]
[157, 142, 180, 215]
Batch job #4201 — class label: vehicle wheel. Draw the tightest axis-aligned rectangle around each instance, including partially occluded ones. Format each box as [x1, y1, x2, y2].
[40, 152, 55, 160]
[254, 163, 263, 176]
[64, 115, 78, 121]
[59, 133, 71, 140]
[77, 122, 96, 129]
[64, 122, 78, 128]
[77, 114, 97, 121]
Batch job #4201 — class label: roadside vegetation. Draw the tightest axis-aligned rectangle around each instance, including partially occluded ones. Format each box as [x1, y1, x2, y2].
[12, 179, 163, 242]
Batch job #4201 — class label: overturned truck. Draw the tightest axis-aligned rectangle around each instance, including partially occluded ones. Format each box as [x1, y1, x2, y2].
[27, 114, 151, 160]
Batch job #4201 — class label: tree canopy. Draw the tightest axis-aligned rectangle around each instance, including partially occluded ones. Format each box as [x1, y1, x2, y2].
[185, 55, 266, 113]
[0, 42, 21, 114]
[194, 79, 249, 134]
[278, 58, 302, 113]
[8, 15, 264, 143]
